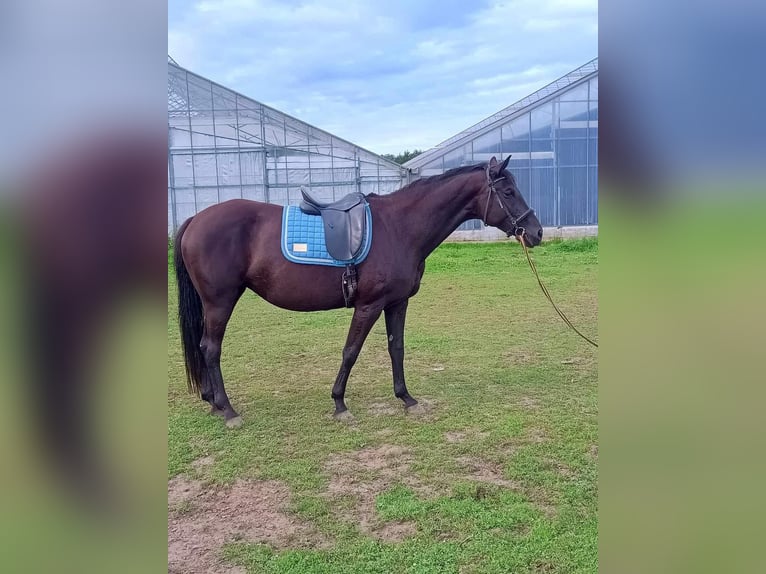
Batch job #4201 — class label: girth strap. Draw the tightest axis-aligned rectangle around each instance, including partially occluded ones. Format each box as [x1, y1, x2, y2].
[342, 264, 358, 308]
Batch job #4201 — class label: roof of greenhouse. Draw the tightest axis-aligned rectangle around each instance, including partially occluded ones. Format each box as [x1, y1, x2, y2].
[167, 56, 404, 172]
[404, 58, 598, 170]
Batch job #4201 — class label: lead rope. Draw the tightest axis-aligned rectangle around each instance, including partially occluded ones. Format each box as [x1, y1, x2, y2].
[517, 232, 598, 348]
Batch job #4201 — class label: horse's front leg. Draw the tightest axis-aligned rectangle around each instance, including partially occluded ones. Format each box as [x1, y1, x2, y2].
[331, 305, 382, 420]
[384, 299, 419, 410]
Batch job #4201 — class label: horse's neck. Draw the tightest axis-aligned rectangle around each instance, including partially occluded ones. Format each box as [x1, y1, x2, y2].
[391, 172, 482, 259]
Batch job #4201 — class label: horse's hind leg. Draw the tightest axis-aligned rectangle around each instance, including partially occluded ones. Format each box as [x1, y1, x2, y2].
[200, 290, 244, 428]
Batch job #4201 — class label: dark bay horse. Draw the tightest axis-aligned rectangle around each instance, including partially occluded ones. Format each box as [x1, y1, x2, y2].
[174, 156, 543, 427]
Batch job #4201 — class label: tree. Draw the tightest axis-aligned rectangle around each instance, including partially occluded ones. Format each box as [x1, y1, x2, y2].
[381, 149, 424, 165]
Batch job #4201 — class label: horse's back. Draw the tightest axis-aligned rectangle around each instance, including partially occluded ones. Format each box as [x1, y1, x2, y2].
[181, 200, 280, 289]
[183, 199, 277, 245]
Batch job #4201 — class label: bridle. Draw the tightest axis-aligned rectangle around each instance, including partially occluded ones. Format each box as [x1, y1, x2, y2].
[483, 165, 534, 237]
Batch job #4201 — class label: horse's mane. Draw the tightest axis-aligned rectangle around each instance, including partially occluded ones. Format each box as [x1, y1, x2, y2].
[366, 162, 486, 199]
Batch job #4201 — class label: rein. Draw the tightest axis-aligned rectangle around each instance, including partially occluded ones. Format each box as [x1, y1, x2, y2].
[517, 232, 599, 348]
[481, 164, 597, 348]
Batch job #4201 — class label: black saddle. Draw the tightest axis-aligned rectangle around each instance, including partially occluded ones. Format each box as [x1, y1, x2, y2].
[299, 188, 368, 262]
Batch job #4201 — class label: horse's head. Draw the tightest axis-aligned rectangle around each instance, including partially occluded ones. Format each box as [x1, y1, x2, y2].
[481, 156, 543, 247]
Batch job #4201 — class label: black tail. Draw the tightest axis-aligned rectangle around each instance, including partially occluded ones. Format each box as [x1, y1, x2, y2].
[174, 218, 205, 397]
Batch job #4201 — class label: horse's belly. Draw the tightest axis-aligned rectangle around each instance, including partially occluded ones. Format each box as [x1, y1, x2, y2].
[247, 262, 346, 312]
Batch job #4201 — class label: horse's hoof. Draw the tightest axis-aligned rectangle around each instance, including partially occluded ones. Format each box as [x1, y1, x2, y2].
[333, 410, 355, 423]
[225, 416, 243, 429]
[405, 404, 426, 416]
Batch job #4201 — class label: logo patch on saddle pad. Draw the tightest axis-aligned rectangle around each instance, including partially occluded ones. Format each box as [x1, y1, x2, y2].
[281, 204, 373, 266]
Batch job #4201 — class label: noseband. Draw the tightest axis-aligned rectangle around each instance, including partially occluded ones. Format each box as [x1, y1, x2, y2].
[483, 165, 534, 237]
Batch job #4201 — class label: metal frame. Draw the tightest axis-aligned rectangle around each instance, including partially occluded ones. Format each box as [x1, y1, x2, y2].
[168, 57, 406, 232]
[403, 59, 598, 229]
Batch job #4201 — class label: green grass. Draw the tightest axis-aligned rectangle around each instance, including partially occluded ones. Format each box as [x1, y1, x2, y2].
[168, 238, 598, 573]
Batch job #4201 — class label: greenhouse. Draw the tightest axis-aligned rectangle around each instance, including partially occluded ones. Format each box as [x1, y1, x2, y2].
[167, 56, 407, 233]
[405, 58, 598, 229]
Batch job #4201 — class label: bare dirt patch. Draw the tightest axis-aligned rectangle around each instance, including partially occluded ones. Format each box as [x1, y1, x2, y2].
[168, 476, 327, 574]
[457, 456, 521, 490]
[367, 402, 399, 417]
[502, 348, 540, 366]
[324, 445, 423, 541]
[376, 520, 418, 542]
[444, 429, 490, 444]
[444, 431, 468, 443]
[191, 455, 215, 471]
[404, 398, 439, 419]
[456, 456, 557, 518]
[551, 461, 575, 479]
[524, 427, 548, 444]
[518, 396, 541, 410]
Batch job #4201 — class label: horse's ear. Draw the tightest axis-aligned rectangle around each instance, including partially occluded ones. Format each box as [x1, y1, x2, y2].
[499, 156, 511, 172]
[488, 156, 498, 169]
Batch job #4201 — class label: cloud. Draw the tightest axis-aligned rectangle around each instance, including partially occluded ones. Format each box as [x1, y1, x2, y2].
[168, 0, 597, 154]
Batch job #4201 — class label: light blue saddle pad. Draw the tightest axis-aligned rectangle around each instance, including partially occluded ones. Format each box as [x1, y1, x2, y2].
[280, 204, 373, 266]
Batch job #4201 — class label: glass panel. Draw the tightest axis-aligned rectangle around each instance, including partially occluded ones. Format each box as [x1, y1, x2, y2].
[212, 85, 237, 110]
[531, 139, 553, 152]
[219, 187, 243, 201]
[588, 139, 598, 166]
[589, 100, 599, 121]
[190, 122, 216, 148]
[217, 153, 240, 185]
[240, 151, 264, 184]
[332, 167, 356, 183]
[171, 154, 194, 187]
[530, 167, 555, 226]
[512, 167, 531, 199]
[169, 125, 191, 149]
[559, 81, 589, 101]
[531, 103, 553, 139]
[559, 101, 589, 123]
[502, 115, 530, 140]
[195, 187, 219, 204]
[192, 154, 218, 186]
[213, 120, 239, 147]
[242, 185, 266, 202]
[558, 139, 588, 166]
[268, 187, 290, 205]
[175, 202, 197, 224]
[286, 168, 311, 185]
[332, 138, 357, 161]
[262, 109, 286, 146]
[558, 167, 588, 226]
[558, 127, 588, 139]
[174, 188, 195, 204]
[508, 154, 530, 170]
[168, 67, 188, 103]
[187, 74, 213, 111]
[588, 167, 598, 224]
[443, 147, 468, 169]
[421, 156, 444, 174]
[502, 115, 530, 153]
[472, 128, 501, 157]
[589, 76, 598, 101]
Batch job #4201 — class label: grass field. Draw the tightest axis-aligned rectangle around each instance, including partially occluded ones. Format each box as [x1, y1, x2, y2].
[168, 238, 598, 574]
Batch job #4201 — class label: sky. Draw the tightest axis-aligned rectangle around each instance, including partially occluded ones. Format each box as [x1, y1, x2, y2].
[168, 0, 597, 156]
